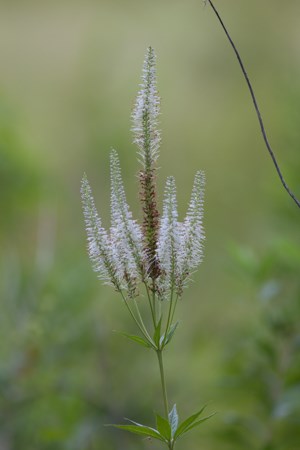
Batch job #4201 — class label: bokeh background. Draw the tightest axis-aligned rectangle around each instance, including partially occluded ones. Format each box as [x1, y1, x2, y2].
[0, 0, 299, 449]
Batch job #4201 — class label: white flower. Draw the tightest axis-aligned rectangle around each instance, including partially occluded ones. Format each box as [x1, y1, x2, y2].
[82, 48, 205, 300]
[81, 174, 124, 290]
[177, 171, 205, 294]
[132, 46, 161, 169]
[157, 177, 181, 297]
[81, 151, 147, 298]
[156, 172, 205, 298]
[110, 149, 145, 287]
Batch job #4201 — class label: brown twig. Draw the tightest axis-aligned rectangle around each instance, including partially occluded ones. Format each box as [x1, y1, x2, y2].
[207, 0, 300, 209]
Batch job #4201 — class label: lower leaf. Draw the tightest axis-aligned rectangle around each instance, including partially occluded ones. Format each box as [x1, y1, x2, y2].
[179, 412, 216, 436]
[107, 424, 165, 442]
[116, 331, 152, 348]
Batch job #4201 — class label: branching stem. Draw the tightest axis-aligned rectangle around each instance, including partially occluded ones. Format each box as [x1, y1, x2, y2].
[121, 291, 154, 346]
[133, 299, 153, 343]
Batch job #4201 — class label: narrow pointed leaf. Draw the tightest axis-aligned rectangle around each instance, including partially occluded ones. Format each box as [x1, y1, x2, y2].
[174, 404, 208, 440]
[108, 424, 165, 441]
[153, 317, 162, 347]
[179, 413, 216, 436]
[168, 404, 179, 437]
[164, 322, 179, 346]
[156, 414, 171, 440]
[116, 331, 152, 348]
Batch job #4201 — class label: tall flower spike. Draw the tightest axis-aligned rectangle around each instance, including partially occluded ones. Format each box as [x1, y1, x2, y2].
[157, 177, 181, 297]
[81, 174, 123, 290]
[133, 47, 161, 281]
[110, 150, 145, 292]
[177, 171, 205, 295]
[82, 48, 205, 302]
[132, 46, 161, 169]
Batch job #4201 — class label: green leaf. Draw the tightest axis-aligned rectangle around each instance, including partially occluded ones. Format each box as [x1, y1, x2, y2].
[155, 413, 171, 440]
[116, 331, 152, 348]
[168, 404, 179, 437]
[153, 317, 162, 347]
[174, 404, 207, 440]
[180, 413, 216, 436]
[108, 424, 165, 442]
[160, 322, 179, 345]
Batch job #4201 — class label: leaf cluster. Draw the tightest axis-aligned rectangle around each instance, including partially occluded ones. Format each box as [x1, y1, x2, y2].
[109, 404, 215, 448]
[117, 317, 179, 351]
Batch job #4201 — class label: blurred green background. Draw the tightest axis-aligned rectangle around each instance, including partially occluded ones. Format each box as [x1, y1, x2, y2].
[0, 0, 299, 449]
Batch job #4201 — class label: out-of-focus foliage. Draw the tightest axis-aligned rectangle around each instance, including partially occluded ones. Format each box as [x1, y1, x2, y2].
[214, 240, 300, 450]
[0, 0, 299, 449]
[0, 103, 40, 234]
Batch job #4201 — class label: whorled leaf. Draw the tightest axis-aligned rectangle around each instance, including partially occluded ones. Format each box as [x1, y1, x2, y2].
[177, 412, 216, 437]
[168, 404, 179, 438]
[160, 322, 179, 347]
[153, 316, 163, 347]
[156, 413, 171, 441]
[115, 331, 152, 348]
[174, 404, 211, 440]
[108, 424, 165, 442]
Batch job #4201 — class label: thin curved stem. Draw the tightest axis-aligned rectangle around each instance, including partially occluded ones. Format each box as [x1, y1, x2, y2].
[133, 299, 153, 343]
[120, 291, 154, 346]
[207, 0, 300, 209]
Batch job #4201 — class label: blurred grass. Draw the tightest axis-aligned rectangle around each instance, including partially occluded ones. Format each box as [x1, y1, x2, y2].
[0, 0, 299, 449]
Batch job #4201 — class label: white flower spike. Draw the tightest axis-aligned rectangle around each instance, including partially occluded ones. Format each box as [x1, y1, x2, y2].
[177, 171, 205, 295]
[82, 47, 205, 300]
[157, 176, 181, 297]
[132, 46, 161, 170]
[81, 174, 123, 290]
[81, 47, 212, 449]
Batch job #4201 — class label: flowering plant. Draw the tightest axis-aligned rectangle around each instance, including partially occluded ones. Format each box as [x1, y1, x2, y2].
[81, 47, 214, 449]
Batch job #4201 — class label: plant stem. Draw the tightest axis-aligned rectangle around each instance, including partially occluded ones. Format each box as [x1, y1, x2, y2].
[144, 282, 156, 328]
[163, 289, 174, 346]
[156, 349, 169, 419]
[133, 299, 153, 343]
[121, 292, 154, 347]
[170, 295, 178, 325]
[152, 287, 157, 326]
[207, 0, 300, 209]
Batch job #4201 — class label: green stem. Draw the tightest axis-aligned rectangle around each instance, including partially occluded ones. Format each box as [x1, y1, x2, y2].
[170, 295, 178, 325]
[133, 299, 153, 343]
[121, 292, 154, 347]
[156, 349, 169, 419]
[144, 282, 156, 328]
[152, 288, 157, 326]
[163, 289, 174, 346]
